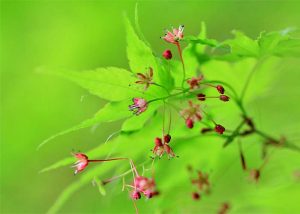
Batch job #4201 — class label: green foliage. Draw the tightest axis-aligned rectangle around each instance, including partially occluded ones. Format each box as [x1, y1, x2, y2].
[38, 100, 132, 149]
[221, 28, 300, 60]
[41, 16, 300, 213]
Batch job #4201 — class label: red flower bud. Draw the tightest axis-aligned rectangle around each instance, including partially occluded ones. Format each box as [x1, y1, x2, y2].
[162, 49, 172, 60]
[192, 192, 201, 200]
[131, 191, 141, 200]
[164, 134, 171, 143]
[197, 93, 206, 101]
[215, 124, 225, 134]
[186, 118, 194, 129]
[216, 85, 225, 94]
[220, 95, 230, 102]
[154, 137, 163, 146]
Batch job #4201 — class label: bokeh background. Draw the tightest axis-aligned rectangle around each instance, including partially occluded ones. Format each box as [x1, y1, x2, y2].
[1, 0, 300, 213]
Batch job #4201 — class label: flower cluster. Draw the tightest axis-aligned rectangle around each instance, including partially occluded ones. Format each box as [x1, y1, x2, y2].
[67, 24, 295, 214]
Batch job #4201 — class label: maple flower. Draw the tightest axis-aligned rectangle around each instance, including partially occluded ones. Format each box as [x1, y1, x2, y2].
[133, 176, 159, 199]
[187, 75, 204, 90]
[72, 153, 127, 175]
[129, 98, 148, 115]
[180, 101, 202, 128]
[135, 67, 153, 90]
[161, 25, 184, 44]
[73, 153, 89, 174]
[152, 136, 176, 159]
[191, 171, 210, 191]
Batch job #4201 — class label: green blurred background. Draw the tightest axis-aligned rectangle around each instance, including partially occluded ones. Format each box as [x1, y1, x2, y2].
[1, 0, 300, 213]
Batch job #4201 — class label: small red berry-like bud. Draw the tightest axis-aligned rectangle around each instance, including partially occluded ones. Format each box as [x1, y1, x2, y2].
[154, 137, 163, 146]
[197, 93, 206, 101]
[215, 124, 225, 134]
[192, 192, 201, 200]
[201, 127, 212, 134]
[131, 191, 141, 200]
[162, 49, 172, 60]
[164, 134, 171, 143]
[219, 95, 230, 102]
[216, 85, 225, 94]
[186, 118, 194, 129]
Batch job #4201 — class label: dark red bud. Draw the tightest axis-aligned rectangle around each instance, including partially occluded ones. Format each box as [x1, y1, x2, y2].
[131, 191, 141, 200]
[154, 137, 163, 146]
[164, 134, 171, 143]
[201, 127, 212, 134]
[215, 124, 225, 134]
[197, 93, 206, 101]
[186, 118, 194, 129]
[216, 85, 225, 94]
[162, 49, 172, 60]
[192, 192, 200, 200]
[220, 95, 230, 102]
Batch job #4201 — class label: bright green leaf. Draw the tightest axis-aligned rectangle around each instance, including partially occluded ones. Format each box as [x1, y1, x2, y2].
[37, 100, 132, 150]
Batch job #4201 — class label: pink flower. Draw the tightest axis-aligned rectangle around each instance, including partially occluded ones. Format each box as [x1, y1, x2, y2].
[133, 176, 158, 199]
[135, 67, 153, 90]
[73, 153, 89, 174]
[161, 25, 184, 44]
[180, 101, 202, 128]
[72, 154, 127, 174]
[129, 98, 148, 115]
[187, 75, 204, 90]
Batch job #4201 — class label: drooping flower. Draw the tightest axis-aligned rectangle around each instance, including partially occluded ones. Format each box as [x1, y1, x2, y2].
[73, 153, 89, 174]
[133, 176, 159, 199]
[187, 75, 204, 90]
[135, 67, 153, 90]
[72, 153, 127, 174]
[161, 25, 184, 44]
[180, 101, 202, 128]
[129, 98, 148, 115]
[152, 136, 176, 159]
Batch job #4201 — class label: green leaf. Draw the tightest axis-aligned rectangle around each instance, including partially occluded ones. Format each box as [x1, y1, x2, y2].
[183, 36, 219, 47]
[124, 16, 174, 91]
[258, 29, 300, 57]
[37, 100, 132, 150]
[124, 16, 157, 78]
[38, 66, 141, 101]
[201, 57, 281, 103]
[47, 162, 114, 214]
[223, 30, 260, 58]
[183, 22, 212, 78]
